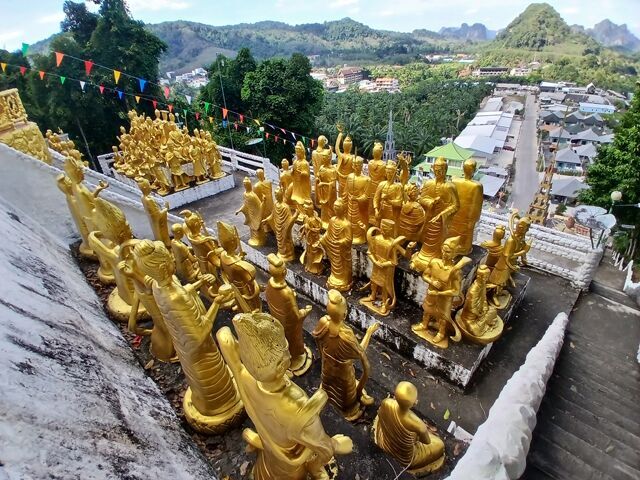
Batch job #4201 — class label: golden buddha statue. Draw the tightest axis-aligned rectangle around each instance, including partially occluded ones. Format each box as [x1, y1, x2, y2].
[253, 169, 274, 233]
[320, 198, 353, 292]
[119, 239, 177, 362]
[89, 197, 148, 322]
[217, 221, 262, 313]
[189, 135, 209, 184]
[412, 236, 470, 349]
[181, 210, 220, 297]
[263, 187, 298, 262]
[170, 223, 201, 284]
[373, 381, 446, 476]
[135, 241, 244, 433]
[150, 154, 172, 196]
[313, 290, 379, 421]
[456, 265, 504, 344]
[316, 149, 338, 228]
[481, 225, 506, 272]
[217, 313, 353, 479]
[138, 178, 170, 248]
[299, 200, 324, 275]
[398, 183, 426, 243]
[367, 141, 386, 224]
[410, 157, 460, 274]
[236, 177, 266, 247]
[360, 220, 407, 316]
[488, 213, 532, 308]
[374, 161, 403, 232]
[204, 131, 225, 179]
[265, 254, 313, 376]
[279, 158, 294, 206]
[166, 130, 190, 191]
[335, 125, 355, 199]
[291, 141, 312, 216]
[311, 134, 331, 184]
[449, 159, 483, 255]
[345, 156, 370, 244]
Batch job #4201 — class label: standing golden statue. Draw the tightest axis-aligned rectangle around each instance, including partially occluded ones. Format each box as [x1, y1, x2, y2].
[313, 290, 379, 421]
[279, 158, 294, 206]
[312, 135, 332, 200]
[315, 148, 338, 228]
[488, 213, 532, 308]
[135, 240, 244, 433]
[138, 178, 170, 247]
[411, 157, 460, 273]
[398, 183, 426, 243]
[253, 169, 274, 233]
[412, 236, 470, 349]
[320, 198, 353, 292]
[449, 159, 483, 255]
[367, 141, 386, 225]
[481, 225, 506, 272]
[456, 265, 504, 344]
[265, 254, 313, 376]
[374, 161, 403, 232]
[263, 187, 298, 262]
[236, 177, 266, 247]
[335, 125, 355, 199]
[290, 141, 312, 215]
[181, 210, 220, 298]
[345, 156, 370, 245]
[299, 200, 325, 275]
[217, 221, 262, 313]
[373, 381, 446, 476]
[170, 223, 201, 284]
[204, 131, 225, 179]
[360, 220, 407, 316]
[217, 313, 353, 480]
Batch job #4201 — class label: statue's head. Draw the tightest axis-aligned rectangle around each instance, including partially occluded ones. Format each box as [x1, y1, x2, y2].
[256, 168, 265, 181]
[381, 219, 395, 238]
[154, 109, 160, 119]
[171, 223, 184, 240]
[353, 156, 364, 174]
[93, 197, 133, 245]
[303, 199, 315, 216]
[281, 158, 290, 170]
[181, 209, 204, 235]
[233, 312, 290, 383]
[217, 221, 239, 254]
[193, 128, 199, 137]
[395, 381, 418, 410]
[112, 146, 118, 153]
[515, 216, 532, 237]
[326, 289, 347, 324]
[343, 135, 353, 153]
[274, 186, 284, 202]
[64, 156, 84, 182]
[137, 178, 152, 195]
[295, 141, 305, 159]
[385, 160, 397, 181]
[432, 157, 448, 180]
[135, 239, 175, 281]
[405, 182, 419, 201]
[493, 225, 506, 242]
[476, 265, 490, 284]
[372, 141, 383, 160]
[463, 158, 477, 180]
[334, 198, 346, 217]
[441, 236, 460, 262]
[317, 135, 328, 149]
[267, 253, 286, 281]
[243, 176, 252, 192]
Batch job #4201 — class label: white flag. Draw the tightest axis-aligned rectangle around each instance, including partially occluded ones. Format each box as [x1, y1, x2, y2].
[79, 81, 85, 92]
[185, 95, 192, 105]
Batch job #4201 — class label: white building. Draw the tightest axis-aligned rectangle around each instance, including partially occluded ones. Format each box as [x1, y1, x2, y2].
[579, 102, 616, 115]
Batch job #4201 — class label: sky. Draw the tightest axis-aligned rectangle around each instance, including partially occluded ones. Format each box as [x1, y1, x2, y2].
[1, 0, 639, 52]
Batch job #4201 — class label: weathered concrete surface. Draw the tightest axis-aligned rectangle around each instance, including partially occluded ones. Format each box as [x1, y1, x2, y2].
[511, 93, 539, 213]
[0, 197, 216, 479]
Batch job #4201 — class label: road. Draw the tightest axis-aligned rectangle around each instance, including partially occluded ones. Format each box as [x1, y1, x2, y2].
[511, 93, 540, 213]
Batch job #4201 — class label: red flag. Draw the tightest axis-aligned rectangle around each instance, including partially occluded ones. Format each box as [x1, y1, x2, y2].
[99, 85, 105, 94]
[19, 66, 26, 76]
[168, 104, 173, 113]
[38, 70, 45, 80]
[239, 114, 244, 123]
[222, 108, 228, 119]
[266, 133, 270, 139]
[275, 135, 279, 142]
[163, 86, 170, 99]
[195, 112, 200, 120]
[55, 51, 64, 67]
[152, 100, 158, 109]
[84, 60, 94, 75]
[234, 122, 238, 130]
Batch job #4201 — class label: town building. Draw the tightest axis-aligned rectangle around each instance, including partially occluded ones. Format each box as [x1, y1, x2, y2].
[375, 77, 400, 93]
[510, 67, 532, 77]
[472, 67, 509, 77]
[414, 142, 477, 178]
[337, 67, 364, 85]
[555, 147, 583, 172]
[579, 102, 616, 115]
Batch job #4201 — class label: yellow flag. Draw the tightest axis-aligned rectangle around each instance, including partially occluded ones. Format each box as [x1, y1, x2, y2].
[113, 70, 121, 84]
[0, 63, 6, 73]
[134, 95, 140, 104]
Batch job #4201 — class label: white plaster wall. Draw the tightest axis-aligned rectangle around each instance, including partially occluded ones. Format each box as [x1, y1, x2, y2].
[623, 260, 640, 308]
[0, 196, 216, 480]
[446, 312, 570, 480]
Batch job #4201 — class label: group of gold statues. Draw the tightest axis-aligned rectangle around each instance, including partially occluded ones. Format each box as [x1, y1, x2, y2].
[0, 88, 50, 163]
[112, 109, 224, 194]
[56, 151, 450, 478]
[236, 127, 532, 349]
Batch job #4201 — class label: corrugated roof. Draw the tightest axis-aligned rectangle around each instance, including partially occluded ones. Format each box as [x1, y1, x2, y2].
[425, 142, 474, 161]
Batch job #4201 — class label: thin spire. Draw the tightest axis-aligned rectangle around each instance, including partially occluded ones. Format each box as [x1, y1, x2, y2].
[384, 110, 396, 161]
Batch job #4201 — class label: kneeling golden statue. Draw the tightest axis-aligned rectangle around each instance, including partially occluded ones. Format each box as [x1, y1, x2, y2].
[373, 381, 445, 476]
[217, 313, 353, 480]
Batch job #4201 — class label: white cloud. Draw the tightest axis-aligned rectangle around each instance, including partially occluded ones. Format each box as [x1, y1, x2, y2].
[329, 0, 359, 8]
[127, 0, 191, 12]
[36, 12, 65, 25]
[0, 30, 23, 44]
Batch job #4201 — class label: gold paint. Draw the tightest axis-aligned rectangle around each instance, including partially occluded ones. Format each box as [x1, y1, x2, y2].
[481, 225, 506, 272]
[412, 236, 470, 349]
[312, 135, 332, 207]
[236, 177, 266, 247]
[265, 254, 313, 376]
[373, 160, 403, 232]
[455, 265, 504, 344]
[263, 187, 298, 262]
[181, 210, 220, 297]
[315, 144, 338, 228]
[360, 220, 407, 316]
[398, 183, 426, 243]
[320, 198, 353, 292]
[299, 200, 324, 275]
[253, 169, 274, 233]
[449, 159, 483, 255]
[345, 156, 370, 244]
[410, 157, 460, 273]
[335, 125, 355, 199]
[135, 240, 244, 434]
[373, 381, 445, 476]
[217, 313, 352, 479]
[313, 290, 379, 421]
[367, 141, 386, 225]
[0, 89, 49, 163]
[290, 141, 312, 216]
[170, 223, 201, 284]
[138, 178, 170, 247]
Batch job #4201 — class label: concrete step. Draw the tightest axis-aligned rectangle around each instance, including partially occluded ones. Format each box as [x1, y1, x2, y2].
[590, 281, 639, 311]
[566, 329, 640, 367]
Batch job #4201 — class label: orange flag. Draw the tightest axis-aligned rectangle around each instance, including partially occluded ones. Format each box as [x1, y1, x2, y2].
[222, 108, 228, 119]
[55, 51, 64, 67]
[134, 95, 140, 104]
[39, 71, 45, 80]
[113, 70, 121, 84]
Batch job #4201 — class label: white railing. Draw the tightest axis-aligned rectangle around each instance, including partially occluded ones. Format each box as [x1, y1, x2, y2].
[218, 146, 281, 184]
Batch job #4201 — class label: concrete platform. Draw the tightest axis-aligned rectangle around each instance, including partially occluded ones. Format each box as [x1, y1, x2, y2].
[243, 235, 529, 388]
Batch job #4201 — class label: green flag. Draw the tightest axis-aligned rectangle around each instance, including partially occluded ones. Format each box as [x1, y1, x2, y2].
[21, 43, 29, 56]
[204, 102, 210, 114]
[60, 76, 66, 85]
